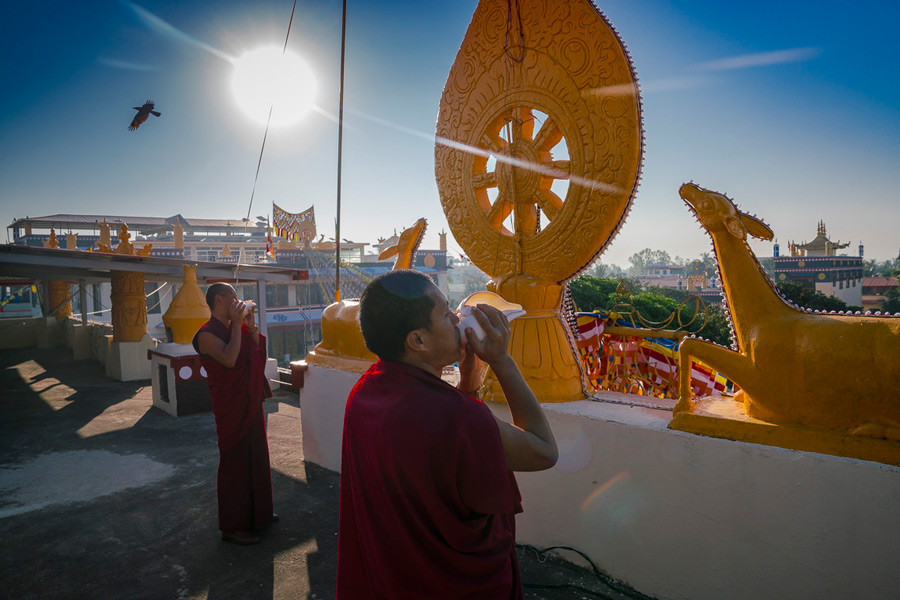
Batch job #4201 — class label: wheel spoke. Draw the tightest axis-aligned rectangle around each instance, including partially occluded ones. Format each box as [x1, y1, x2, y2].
[544, 160, 570, 180]
[481, 131, 508, 154]
[472, 171, 498, 190]
[486, 194, 514, 230]
[510, 107, 535, 143]
[516, 203, 539, 235]
[534, 118, 563, 152]
[536, 189, 563, 220]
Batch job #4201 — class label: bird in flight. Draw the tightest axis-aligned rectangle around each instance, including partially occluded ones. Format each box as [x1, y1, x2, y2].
[129, 100, 161, 131]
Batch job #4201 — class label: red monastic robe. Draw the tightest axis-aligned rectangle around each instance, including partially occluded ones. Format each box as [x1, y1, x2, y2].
[337, 360, 523, 600]
[193, 317, 274, 533]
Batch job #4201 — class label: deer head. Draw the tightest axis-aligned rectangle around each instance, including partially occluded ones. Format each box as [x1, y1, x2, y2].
[680, 182, 774, 242]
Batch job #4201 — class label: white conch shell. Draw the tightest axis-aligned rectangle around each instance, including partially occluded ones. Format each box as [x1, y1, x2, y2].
[456, 292, 526, 342]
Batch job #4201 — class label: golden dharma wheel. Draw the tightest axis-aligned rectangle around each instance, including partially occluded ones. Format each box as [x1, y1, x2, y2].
[435, 0, 643, 402]
[436, 0, 643, 284]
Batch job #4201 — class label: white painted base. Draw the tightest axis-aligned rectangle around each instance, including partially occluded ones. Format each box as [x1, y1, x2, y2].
[299, 365, 361, 472]
[106, 334, 157, 381]
[301, 365, 900, 600]
[265, 358, 279, 391]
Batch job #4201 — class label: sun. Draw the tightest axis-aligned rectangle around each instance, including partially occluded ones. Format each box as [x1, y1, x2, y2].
[231, 46, 317, 127]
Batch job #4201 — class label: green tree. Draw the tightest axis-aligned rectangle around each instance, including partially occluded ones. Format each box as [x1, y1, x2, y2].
[569, 276, 733, 346]
[582, 260, 627, 279]
[627, 248, 672, 276]
[882, 286, 900, 314]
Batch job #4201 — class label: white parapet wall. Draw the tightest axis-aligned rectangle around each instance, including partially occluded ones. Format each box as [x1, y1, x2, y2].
[300, 364, 900, 600]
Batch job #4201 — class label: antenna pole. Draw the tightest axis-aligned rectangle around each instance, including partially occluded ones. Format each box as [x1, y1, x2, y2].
[334, 0, 347, 303]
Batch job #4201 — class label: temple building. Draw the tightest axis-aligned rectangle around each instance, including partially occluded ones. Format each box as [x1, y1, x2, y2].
[772, 221, 863, 306]
[5, 211, 452, 365]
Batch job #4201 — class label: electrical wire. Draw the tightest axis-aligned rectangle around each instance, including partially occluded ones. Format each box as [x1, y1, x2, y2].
[234, 0, 299, 281]
[518, 543, 657, 600]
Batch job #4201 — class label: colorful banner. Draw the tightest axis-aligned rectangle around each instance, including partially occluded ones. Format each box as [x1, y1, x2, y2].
[273, 203, 316, 243]
[575, 310, 735, 399]
[0, 285, 38, 309]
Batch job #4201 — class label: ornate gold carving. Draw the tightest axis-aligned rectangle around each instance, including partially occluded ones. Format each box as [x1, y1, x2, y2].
[48, 280, 72, 321]
[107, 224, 149, 342]
[111, 271, 148, 342]
[436, 0, 643, 402]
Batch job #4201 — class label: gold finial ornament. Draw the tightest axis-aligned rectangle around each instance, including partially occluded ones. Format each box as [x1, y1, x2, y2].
[46, 228, 60, 249]
[163, 265, 211, 344]
[173, 222, 184, 249]
[435, 0, 644, 402]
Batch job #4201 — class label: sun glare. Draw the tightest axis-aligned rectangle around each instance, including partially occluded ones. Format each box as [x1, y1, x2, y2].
[231, 46, 317, 127]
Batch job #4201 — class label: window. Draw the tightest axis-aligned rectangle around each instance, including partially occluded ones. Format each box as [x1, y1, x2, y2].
[92, 284, 102, 315]
[266, 284, 289, 307]
[145, 282, 162, 314]
[241, 285, 258, 303]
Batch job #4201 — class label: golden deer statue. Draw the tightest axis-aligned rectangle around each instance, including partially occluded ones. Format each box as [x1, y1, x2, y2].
[378, 218, 427, 270]
[672, 182, 900, 465]
[305, 218, 429, 371]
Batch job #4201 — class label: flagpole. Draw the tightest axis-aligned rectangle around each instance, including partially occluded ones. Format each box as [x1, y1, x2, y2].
[334, 0, 347, 303]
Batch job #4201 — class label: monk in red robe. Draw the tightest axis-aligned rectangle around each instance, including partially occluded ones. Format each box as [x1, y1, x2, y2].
[337, 270, 558, 598]
[193, 283, 275, 545]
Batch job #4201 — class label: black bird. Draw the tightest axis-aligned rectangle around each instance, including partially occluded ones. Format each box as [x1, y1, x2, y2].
[129, 100, 161, 131]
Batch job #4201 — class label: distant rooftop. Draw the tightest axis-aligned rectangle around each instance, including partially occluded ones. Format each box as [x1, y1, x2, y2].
[8, 213, 265, 237]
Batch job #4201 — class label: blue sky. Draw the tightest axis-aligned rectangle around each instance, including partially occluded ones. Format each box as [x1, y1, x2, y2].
[2, 0, 899, 268]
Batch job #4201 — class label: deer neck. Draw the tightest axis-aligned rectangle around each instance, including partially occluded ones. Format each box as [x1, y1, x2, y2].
[711, 230, 786, 351]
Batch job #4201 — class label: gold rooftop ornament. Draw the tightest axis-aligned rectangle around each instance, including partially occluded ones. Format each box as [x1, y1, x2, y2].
[306, 218, 428, 371]
[435, 0, 644, 402]
[162, 265, 211, 345]
[671, 183, 900, 466]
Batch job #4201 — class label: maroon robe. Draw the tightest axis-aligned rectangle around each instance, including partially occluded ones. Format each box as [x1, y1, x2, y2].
[193, 317, 274, 533]
[337, 360, 523, 600]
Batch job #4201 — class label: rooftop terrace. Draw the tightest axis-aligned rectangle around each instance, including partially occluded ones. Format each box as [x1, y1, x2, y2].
[0, 347, 647, 599]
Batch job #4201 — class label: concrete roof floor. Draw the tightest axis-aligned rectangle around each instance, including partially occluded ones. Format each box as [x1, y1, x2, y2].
[0, 347, 651, 600]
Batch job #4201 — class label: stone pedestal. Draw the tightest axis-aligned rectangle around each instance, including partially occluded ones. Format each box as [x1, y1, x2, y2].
[70, 323, 93, 360]
[148, 343, 211, 417]
[105, 333, 157, 381]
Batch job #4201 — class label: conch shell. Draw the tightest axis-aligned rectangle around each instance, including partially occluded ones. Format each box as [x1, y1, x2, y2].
[456, 292, 525, 343]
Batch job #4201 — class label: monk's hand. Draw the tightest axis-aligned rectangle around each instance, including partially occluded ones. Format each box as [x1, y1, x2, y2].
[465, 303, 511, 367]
[228, 299, 246, 327]
[457, 339, 484, 395]
[242, 303, 258, 333]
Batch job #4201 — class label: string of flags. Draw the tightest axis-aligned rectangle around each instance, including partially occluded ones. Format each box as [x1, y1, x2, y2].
[575, 310, 734, 399]
[0, 285, 38, 310]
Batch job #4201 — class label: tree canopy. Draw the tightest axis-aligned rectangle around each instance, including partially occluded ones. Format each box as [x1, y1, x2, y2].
[569, 276, 733, 347]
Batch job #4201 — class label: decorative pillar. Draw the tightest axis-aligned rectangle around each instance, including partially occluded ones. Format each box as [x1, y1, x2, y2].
[65, 232, 78, 250]
[48, 280, 72, 320]
[109, 224, 151, 342]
